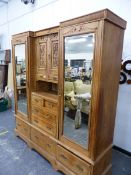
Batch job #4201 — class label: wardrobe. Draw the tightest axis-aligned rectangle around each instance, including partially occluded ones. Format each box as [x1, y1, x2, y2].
[12, 9, 126, 175]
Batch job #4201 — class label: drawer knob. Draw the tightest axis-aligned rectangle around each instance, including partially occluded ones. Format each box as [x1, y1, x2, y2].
[35, 135, 39, 139]
[40, 75, 46, 79]
[76, 164, 84, 172]
[60, 154, 68, 160]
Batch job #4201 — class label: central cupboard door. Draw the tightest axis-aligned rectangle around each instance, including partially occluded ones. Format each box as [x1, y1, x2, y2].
[59, 21, 102, 156]
[36, 33, 59, 83]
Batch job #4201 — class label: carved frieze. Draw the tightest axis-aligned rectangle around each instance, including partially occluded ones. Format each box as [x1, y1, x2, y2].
[50, 33, 58, 41]
[62, 22, 98, 36]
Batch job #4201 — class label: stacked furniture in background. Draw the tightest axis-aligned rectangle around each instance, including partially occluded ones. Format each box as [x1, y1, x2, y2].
[0, 50, 11, 91]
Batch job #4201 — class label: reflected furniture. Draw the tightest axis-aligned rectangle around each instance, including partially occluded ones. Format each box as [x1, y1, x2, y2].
[12, 9, 126, 175]
[0, 65, 8, 91]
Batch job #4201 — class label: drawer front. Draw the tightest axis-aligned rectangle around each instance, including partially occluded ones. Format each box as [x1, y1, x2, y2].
[44, 100, 57, 112]
[32, 106, 56, 124]
[16, 118, 30, 138]
[31, 128, 56, 156]
[32, 94, 43, 107]
[57, 145, 91, 175]
[31, 115, 56, 137]
[31, 127, 46, 149]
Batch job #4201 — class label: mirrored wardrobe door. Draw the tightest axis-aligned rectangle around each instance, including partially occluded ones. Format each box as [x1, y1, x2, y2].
[14, 44, 28, 116]
[63, 33, 95, 149]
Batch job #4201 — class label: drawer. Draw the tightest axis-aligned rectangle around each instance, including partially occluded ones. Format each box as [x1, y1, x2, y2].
[57, 145, 91, 175]
[31, 115, 57, 137]
[32, 94, 43, 107]
[32, 106, 57, 124]
[31, 128, 56, 156]
[16, 118, 30, 138]
[44, 100, 57, 112]
[31, 127, 46, 149]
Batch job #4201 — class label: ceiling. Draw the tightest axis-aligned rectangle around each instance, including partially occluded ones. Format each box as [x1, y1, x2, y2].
[0, 0, 9, 7]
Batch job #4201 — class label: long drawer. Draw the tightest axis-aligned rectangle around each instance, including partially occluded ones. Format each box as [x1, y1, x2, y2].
[32, 105, 57, 124]
[31, 127, 56, 156]
[16, 118, 30, 138]
[57, 145, 91, 175]
[31, 115, 56, 137]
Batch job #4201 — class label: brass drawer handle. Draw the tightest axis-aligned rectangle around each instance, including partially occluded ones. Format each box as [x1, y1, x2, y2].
[60, 154, 68, 160]
[76, 164, 84, 172]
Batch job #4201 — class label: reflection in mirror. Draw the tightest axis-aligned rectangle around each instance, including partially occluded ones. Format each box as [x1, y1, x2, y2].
[63, 33, 95, 148]
[15, 44, 27, 115]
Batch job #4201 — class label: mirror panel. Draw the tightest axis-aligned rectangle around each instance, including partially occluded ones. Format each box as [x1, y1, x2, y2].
[63, 33, 95, 148]
[15, 44, 28, 115]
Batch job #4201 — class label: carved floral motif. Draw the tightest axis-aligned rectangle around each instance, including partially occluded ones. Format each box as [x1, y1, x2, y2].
[52, 42, 58, 68]
[39, 43, 46, 68]
[62, 23, 97, 35]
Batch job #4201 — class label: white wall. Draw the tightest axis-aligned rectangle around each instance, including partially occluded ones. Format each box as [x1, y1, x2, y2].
[0, 0, 131, 152]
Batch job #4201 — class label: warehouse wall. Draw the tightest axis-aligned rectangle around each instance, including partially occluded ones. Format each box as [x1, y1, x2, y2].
[0, 0, 131, 152]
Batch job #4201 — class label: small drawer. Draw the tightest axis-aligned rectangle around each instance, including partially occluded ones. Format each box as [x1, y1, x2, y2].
[31, 128, 56, 156]
[42, 111, 56, 124]
[44, 100, 57, 112]
[32, 106, 57, 124]
[57, 145, 91, 175]
[31, 127, 46, 149]
[16, 118, 30, 138]
[32, 94, 43, 107]
[31, 115, 57, 137]
[43, 122, 56, 137]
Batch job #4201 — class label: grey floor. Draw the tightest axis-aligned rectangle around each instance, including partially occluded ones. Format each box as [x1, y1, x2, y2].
[64, 114, 88, 147]
[0, 109, 131, 175]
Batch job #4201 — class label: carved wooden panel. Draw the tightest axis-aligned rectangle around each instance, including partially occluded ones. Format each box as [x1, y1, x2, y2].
[38, 43, 47, 69]
[62, 22, 98, 36]
[52, 41, 58, 68]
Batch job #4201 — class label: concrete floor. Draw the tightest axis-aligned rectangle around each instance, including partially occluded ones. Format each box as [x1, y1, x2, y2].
[0, 109, 131, 175]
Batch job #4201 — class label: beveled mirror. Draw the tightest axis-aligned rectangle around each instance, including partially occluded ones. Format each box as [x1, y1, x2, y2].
[15, 44, 28, 115]
[63, 33, 95, 148]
